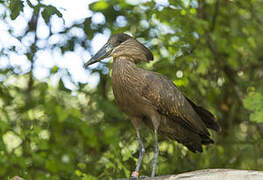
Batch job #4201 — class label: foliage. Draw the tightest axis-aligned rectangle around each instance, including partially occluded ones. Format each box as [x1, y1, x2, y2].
[243, 90, 263, 123]
[9, 0, 24, 19]
[0, 0, 263, 179]
[41, 5, 62, 24]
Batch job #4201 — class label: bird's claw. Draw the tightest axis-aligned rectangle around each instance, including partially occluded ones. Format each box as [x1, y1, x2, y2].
[130, 171, 148, 180]
[131, 171, 139, 178]
[130, 171, 139, 179]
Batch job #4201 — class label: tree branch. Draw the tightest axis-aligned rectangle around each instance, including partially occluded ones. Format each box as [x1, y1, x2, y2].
[117, 169, 263, 180]
[26, 8, 40, 94]
[210, 0, 220, 32]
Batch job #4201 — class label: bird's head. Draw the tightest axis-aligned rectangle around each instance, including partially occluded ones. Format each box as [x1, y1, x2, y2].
[84, 33, 153, 68]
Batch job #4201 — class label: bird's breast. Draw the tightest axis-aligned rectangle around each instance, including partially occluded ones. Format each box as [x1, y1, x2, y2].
[111, 58, 151, 117]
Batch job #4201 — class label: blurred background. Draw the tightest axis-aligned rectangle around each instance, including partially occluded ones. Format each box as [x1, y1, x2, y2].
[0, 0, 263, 179]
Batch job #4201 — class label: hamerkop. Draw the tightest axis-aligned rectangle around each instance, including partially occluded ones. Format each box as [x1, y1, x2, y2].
[84, 33, 220, 178]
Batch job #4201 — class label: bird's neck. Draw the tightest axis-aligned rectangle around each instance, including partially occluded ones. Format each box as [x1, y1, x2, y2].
[112, 56, 142, 83]
[111, 56, 146, 109]
[113, 56, 138, 73]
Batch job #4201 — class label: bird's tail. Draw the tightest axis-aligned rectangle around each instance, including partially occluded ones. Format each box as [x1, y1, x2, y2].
[158, 116, 215, 153]
[186, 97, 221, 132]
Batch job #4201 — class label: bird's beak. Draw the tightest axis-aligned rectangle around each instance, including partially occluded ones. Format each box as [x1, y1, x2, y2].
[84, 42, 114, 68]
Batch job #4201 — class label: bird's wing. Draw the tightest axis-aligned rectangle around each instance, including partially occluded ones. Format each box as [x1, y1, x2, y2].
[142, 71, 209, 136]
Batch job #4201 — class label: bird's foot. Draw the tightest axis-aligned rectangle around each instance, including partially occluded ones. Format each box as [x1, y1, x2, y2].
[130, 172, 148, 180]
[130, 171, 139, 179]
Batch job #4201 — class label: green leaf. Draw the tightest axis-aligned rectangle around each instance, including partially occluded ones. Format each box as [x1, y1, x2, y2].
[58, 79, 71, 93]
[173, 78, 189, 87]
[90, 1, 108, 11]
[243, 91, 263, 123]
[243, 92, 263, 111]
[250, 111, 263, 123]
[45, 160, 58, 173]
[9, 0, 24, 20]
[26, 0, 33, 8]
[51, 66, 59, 74]
[84, 17, 93, 39]
[41, 5, 62, 24]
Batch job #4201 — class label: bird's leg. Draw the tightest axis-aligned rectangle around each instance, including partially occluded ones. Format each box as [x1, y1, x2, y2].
[131, 130, 145, 178]
[136, 134, 145, 172]
[151, 129, 159, 177]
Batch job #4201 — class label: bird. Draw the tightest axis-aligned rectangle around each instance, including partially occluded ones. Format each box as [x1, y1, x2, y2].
[84, 33, 221, 178]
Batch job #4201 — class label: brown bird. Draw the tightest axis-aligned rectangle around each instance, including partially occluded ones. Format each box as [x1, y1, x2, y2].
[84, 33, 220, 178]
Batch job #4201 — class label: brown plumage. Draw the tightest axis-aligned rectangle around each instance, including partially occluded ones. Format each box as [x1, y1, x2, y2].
[84, 33, 220, 177]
